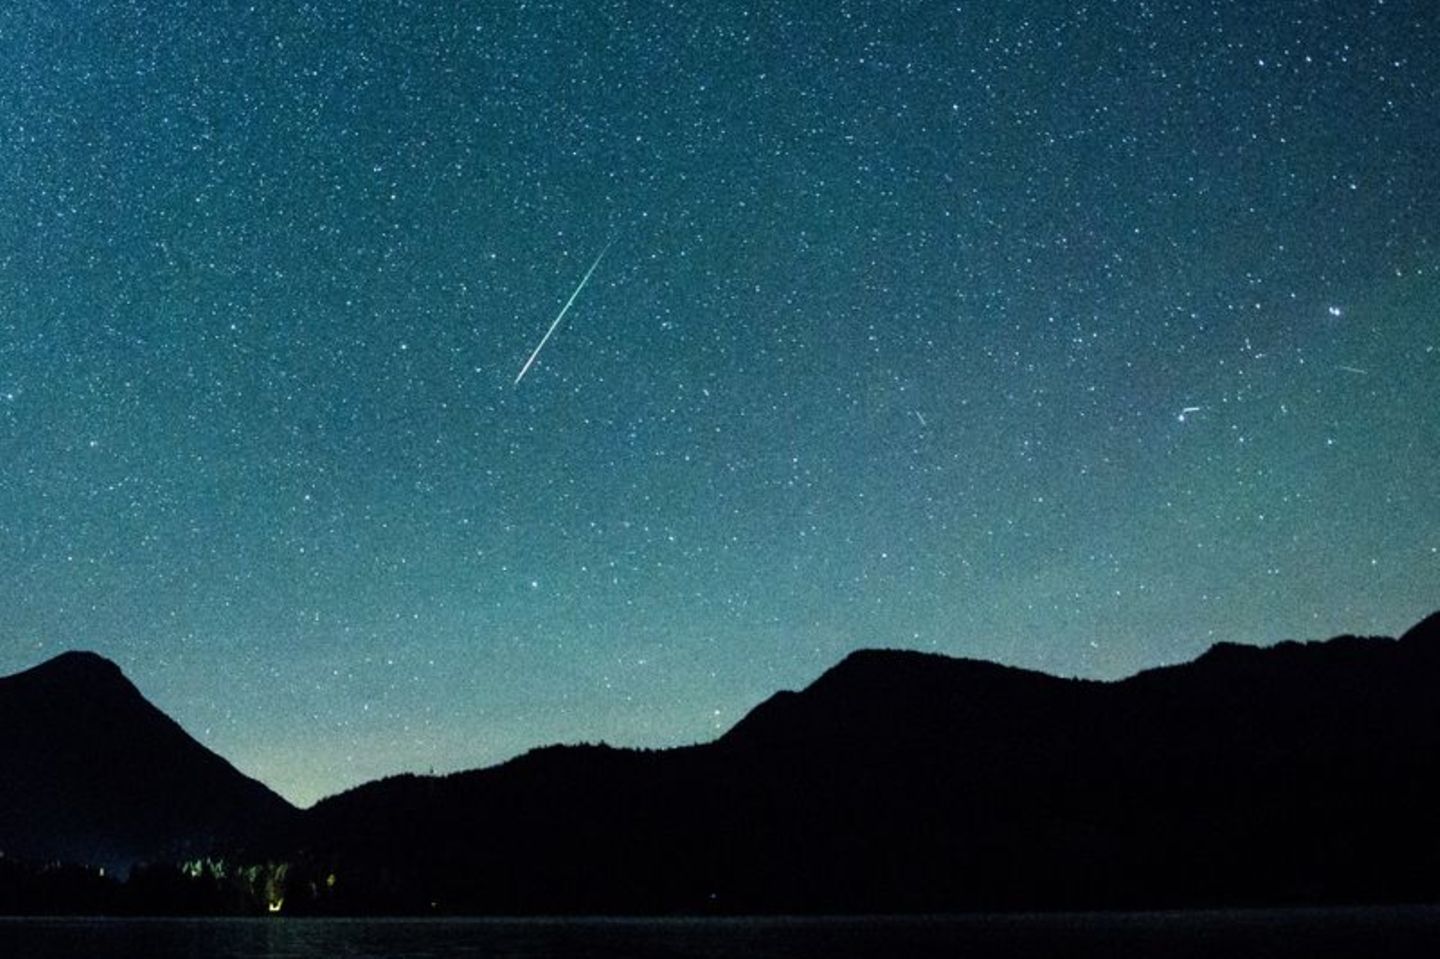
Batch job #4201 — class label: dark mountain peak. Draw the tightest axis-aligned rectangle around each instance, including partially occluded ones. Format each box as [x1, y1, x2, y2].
[1135, 631, 1400, 688]
[720, 647, 1068, 753]
[2, 651, 155, 724]
[517, 741, 621, 762]
[807, 647, 941, 697]
[11, 650, 127, 687]
[1, 651, 146, 716]
[1400, 609, 1440, 644]
[829, 646, 949, 670]
[0, 652, 297, 872]
[1184, 638, 1298, 672]
[38, 649, 115, 669]
[814, 646, 1052, 693]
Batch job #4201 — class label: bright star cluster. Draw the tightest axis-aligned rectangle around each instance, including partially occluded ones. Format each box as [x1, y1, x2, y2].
[1, 1, 1437, 805]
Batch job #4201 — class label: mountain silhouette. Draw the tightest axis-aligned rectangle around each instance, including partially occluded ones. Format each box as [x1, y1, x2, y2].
[0, 651, 297, 874]
[293, 611, 1440, 913]
[3, 611, 1439, 913]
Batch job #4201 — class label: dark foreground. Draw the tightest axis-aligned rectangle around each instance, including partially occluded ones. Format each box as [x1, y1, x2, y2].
[3, 909, 1440, 959]
[7, 616, 1440, 915]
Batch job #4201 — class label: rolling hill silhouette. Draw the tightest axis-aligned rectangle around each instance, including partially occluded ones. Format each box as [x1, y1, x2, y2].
[0, 651, 297, 874]
[2, 610, 1438, 913]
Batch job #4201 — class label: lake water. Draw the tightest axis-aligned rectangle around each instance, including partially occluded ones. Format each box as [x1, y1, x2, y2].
[3, 908, 1439, 958]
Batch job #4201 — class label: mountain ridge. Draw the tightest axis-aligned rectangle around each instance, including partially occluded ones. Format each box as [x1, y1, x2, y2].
[3, 610, 1439, 913]
[287, 612, 1440, 912]
[7, 617, 1435, 805]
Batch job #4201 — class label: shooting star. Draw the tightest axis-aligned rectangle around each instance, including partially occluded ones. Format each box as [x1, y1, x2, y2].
[913, 410, 928, 428]
[514, 240, 614, 386]
[1177, 406, 1202, 423]
[1336, 365, 1369, 376]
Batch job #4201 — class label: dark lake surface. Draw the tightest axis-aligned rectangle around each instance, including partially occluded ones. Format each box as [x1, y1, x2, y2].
[4, 908, 1440, 958]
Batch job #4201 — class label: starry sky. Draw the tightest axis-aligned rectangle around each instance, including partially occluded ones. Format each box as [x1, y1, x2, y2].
[2, 0, 1437, 807]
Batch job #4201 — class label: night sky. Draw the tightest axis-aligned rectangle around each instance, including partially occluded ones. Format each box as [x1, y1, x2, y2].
[2, 0, 1437, 807]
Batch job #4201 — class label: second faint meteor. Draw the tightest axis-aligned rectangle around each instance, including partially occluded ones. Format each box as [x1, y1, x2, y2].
[514, 241, 614, 386]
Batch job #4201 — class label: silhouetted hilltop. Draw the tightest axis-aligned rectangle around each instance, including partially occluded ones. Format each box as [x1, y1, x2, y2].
[0, 651, 297, 873]
[720, 647, 1080, 759]
[1400, 608, 1440, 645]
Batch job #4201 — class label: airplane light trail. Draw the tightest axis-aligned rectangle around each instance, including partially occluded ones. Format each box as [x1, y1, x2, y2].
[514, 240, 614, 386]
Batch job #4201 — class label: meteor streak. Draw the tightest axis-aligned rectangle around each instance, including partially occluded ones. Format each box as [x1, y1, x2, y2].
[514, 241, 613, 386]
